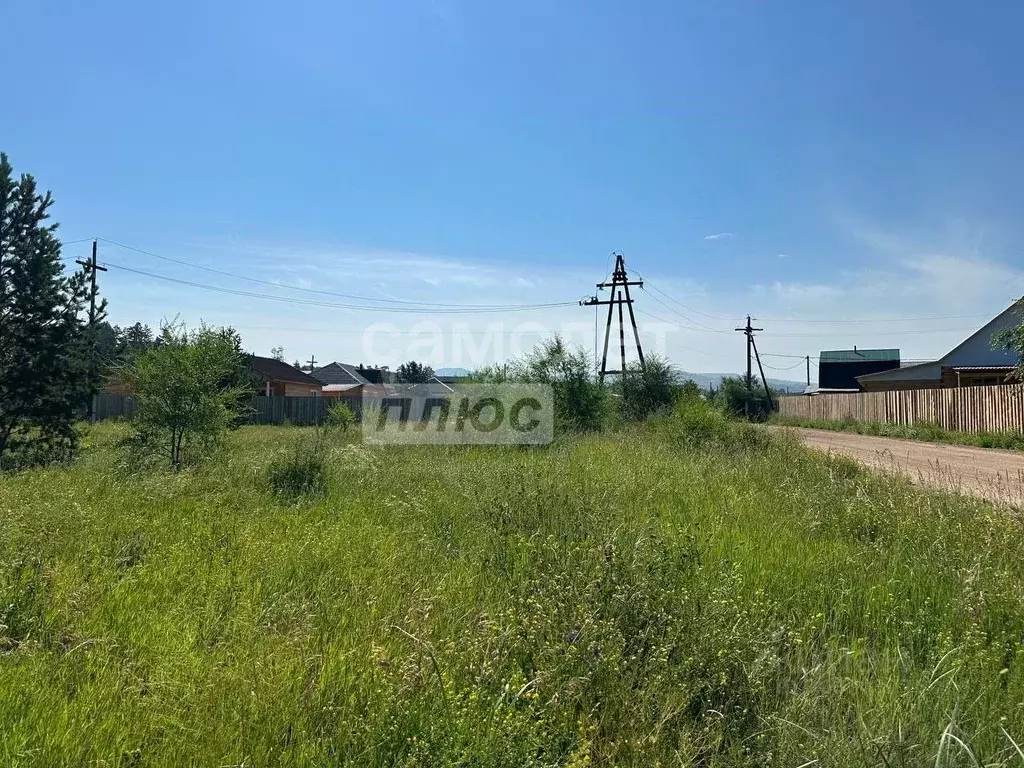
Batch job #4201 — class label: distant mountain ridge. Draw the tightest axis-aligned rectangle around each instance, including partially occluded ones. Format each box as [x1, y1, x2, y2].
[436, 366, 803, 392]
[680, 372, 805, 393]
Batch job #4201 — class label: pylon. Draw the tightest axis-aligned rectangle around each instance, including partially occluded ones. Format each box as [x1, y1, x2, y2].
[581, 253, 645, 382]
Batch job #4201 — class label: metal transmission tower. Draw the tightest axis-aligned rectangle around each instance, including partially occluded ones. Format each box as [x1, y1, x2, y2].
[581, 253, 645, 382]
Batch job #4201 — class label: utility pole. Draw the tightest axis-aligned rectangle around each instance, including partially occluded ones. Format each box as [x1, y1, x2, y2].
[580, 252, 645, 382]
[734, 316, 763, 389]
[806, 355, 811, 388]
[306, 354, 318, 372]
[734, 315, 773, 415]
[76, 239, 107, 422]
[76, 240, 107, 329]
[750, 335, 774, 410]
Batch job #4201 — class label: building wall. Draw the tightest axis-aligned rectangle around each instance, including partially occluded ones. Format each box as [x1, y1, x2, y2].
[858, 377, 941, 393]
[284, 382, 320, 397]
[818, 359, 899, 390]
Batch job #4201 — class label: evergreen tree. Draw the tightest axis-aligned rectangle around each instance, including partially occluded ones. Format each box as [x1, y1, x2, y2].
[397, 360, 435, 383]
[0, 153, 98, 466]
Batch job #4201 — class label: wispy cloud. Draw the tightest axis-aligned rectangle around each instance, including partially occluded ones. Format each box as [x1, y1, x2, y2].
[703, 232, 735, 241]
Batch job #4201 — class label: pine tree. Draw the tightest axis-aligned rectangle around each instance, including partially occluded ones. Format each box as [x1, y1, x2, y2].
[0, 153, 98, 467]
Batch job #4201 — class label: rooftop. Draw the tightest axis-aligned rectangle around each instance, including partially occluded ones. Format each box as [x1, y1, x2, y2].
[819, 348, 900, 363]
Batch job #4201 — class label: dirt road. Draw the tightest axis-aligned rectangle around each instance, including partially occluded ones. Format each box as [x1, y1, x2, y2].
[776, 426, 1024, 507]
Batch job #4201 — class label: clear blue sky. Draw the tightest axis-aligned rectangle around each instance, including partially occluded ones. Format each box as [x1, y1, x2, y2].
[7, 0, 1024, 376]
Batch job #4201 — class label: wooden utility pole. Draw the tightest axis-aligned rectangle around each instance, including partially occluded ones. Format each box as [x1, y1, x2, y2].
[734, 316, 763, 389]
[76, 239, 107, 422]
[306, 354, 318, 372]
[581, 252, 645, 382]
[734, 315, 774, 415]
[76, 240, 107, 328]
[806, 355, 811, 388]
[750, 335, 774, 410]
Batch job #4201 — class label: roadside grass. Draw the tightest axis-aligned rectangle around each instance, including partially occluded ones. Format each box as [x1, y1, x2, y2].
[1, 415, 1024, 765]
[772, 413, 1024, 451]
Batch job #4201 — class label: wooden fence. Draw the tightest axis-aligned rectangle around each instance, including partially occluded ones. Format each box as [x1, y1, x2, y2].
[91, 395, 363, 426]
[778, 385, 1024, 434]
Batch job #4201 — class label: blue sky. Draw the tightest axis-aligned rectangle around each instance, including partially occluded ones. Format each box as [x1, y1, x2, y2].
[7, 0, 1024, 376]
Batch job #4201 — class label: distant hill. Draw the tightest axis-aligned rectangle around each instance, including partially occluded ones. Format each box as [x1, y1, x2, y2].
[680, 372, 806, 394]
[438, 367, 804, 392]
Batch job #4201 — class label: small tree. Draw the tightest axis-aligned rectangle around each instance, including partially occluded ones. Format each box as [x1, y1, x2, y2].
[326, 400, 356, 431]
[619, 354, 680, 421]
[515, 336, 607, 433]
[270, 346, 285, 361]
[397, 360, 435, 383]
[716, 376, 774, 421]
[127, 324, 249, 469]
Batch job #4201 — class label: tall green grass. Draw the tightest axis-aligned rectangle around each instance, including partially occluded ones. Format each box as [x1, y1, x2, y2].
[1, 412, 1023, 766]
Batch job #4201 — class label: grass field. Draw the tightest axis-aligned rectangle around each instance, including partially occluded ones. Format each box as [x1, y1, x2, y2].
[2, 414, 1024, 766]
[771, 414, 1024, 451]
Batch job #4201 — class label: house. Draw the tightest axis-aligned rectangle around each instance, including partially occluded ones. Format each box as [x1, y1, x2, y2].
[310, 362, 388, 398]
[818, 348, 900, 391]
[251, 356, 323, 397]
[856, 301, 1022, 392]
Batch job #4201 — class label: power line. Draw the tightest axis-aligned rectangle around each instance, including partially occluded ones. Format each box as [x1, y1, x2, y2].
[756, 312, 994, 324]
[630, 309, 721, 357]
[101, 261, 576, 314]
[761, 359, 805, 372]
[638, 287, 733, 334]
[763, 327, 978, 338]
[97, 237, 567, 311]
[620, 258, 1001, 327]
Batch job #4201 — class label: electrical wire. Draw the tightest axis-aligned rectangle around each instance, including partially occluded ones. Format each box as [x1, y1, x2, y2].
[760, 359, 805, 372]
[101, 261, 577, 315]
[763, 327, 978, 338]
[639, 288, 733, 334]
[97, 237, 568, 311]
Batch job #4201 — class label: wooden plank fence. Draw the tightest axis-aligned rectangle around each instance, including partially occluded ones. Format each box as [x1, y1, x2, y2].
[90, 395, 363, 426]
[778, 385, 1024, 434]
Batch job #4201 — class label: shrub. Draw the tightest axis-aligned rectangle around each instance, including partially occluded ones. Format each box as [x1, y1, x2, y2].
[619, 355, 679, 421]
[326, 400, 356, 431]
[126, 323, 251, 470]
[716, 375, 774, 421]
[268, 438, 329, 500]
[515, 336, 608, 434]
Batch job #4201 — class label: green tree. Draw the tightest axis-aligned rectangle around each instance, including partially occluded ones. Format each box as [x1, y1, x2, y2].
[716, 375, 774, 421]
[0, 153, 99, 467]
[515, 336, 607, 433]
[619, 354, 680, 421]
[126, 324, 249, 470]
[991, 299, 1024, 380]
[326, 400, 356, 431]
[397, 360, 435, 383]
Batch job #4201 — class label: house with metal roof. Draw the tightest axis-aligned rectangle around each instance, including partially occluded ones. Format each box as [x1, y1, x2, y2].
[250, 356, 323, 397]
[856, 301, 1022, 391]
[310, 362, 397, 398]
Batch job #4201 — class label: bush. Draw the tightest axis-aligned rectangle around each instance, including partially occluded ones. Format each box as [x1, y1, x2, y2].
[326, 400, 356, 431]
[268, 437, 329, 501]
[515, 336, 608, 434]
[716, 376, 774, 421]
[619, 355, 679, 421]
[126, 323, 251, 470]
